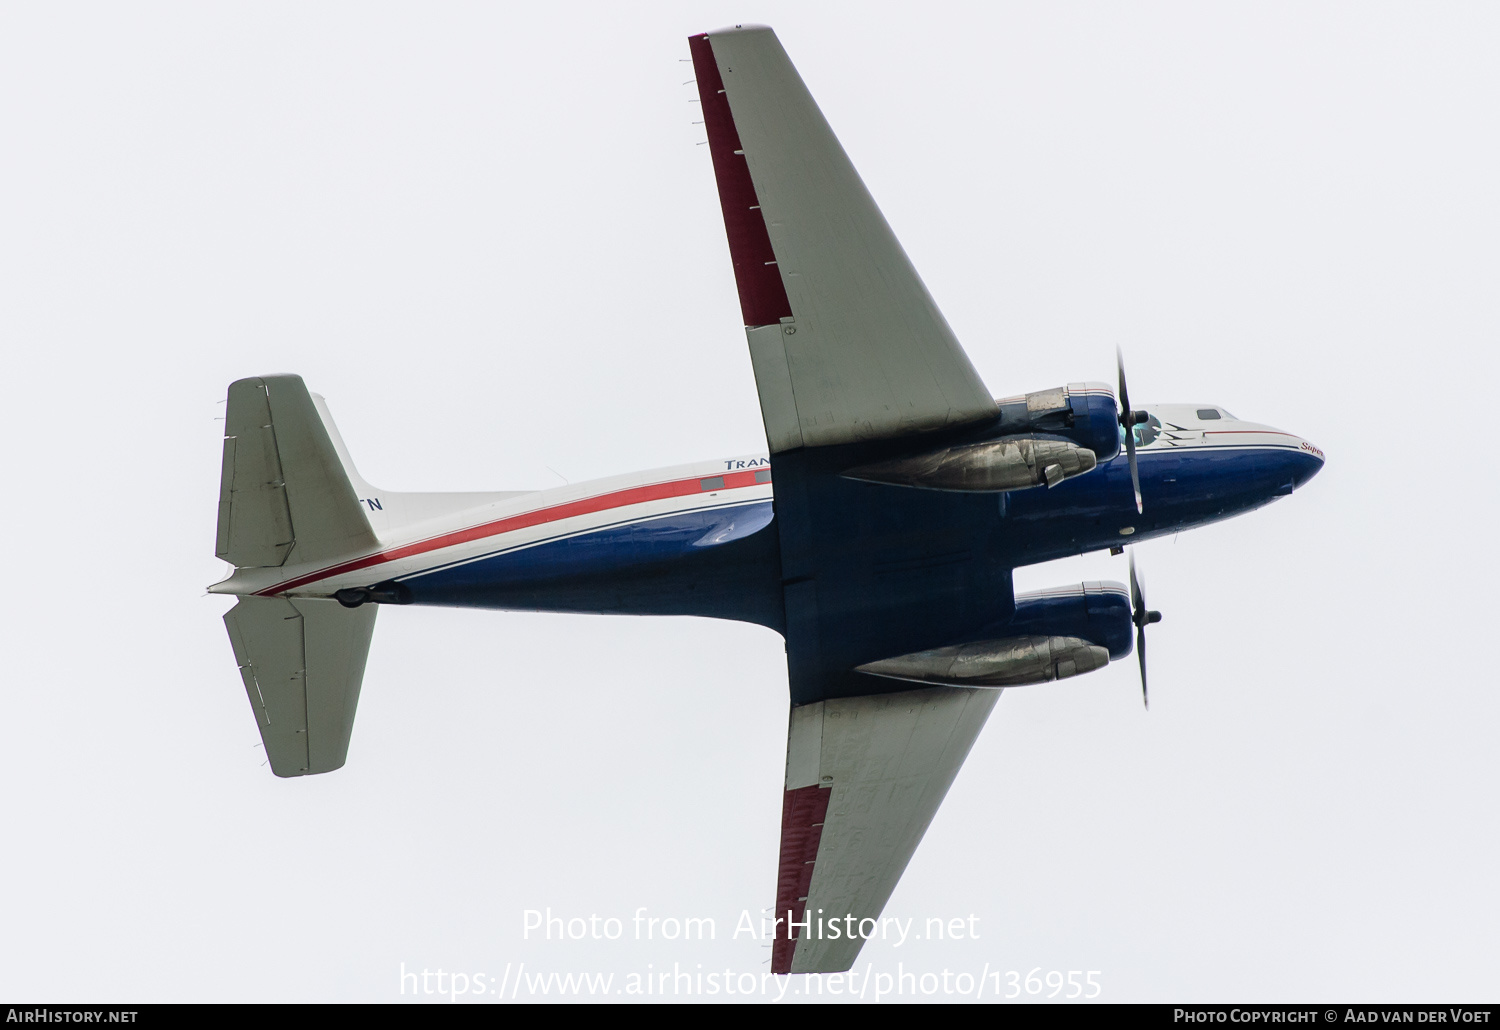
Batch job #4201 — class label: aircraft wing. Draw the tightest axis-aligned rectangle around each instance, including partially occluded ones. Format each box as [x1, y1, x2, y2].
[692, 25, 1011, 973]
[773, 687, 1000, 973]
[690, 26, 997, 453]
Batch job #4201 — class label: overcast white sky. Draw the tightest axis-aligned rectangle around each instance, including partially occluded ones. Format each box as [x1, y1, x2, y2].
[1, 1, 1497, 1004]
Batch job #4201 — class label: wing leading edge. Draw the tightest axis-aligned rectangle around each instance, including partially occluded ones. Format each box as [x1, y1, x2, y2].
[690, 26, 997, 453]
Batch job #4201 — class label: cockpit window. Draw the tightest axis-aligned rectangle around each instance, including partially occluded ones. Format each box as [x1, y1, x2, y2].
[1197, 408, 1222, 420]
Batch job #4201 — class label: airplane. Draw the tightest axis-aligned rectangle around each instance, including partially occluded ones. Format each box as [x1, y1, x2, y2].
[208, 24, 1324, 975]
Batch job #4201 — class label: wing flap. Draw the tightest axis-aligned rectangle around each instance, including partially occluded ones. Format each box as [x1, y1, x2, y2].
[745, 324, 805, 453]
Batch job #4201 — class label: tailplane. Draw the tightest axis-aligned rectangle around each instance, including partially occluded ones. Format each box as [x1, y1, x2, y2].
[213, 374, 537, 776]
[215, 375, 378, 569]
[214, 375, 383, 777]
[224, 596, 376, 777]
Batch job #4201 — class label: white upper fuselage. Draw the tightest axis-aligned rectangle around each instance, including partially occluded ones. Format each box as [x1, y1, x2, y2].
[1131, 404, 1325, 461]
[210, 455, 776, 600]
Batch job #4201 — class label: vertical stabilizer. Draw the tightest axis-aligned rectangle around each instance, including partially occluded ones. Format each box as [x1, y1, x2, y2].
[307, 390, 535, 537]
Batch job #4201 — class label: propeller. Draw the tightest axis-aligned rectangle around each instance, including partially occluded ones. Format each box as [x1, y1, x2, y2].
[1128, 550, 1162, 709]
[1116, 346, 1148, 514]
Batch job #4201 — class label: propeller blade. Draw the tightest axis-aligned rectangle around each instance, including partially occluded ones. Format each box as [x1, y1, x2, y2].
[1128, 550, 1161, 710]
[1116, 345, 1133, 425]
[1116, 347, 1143, 514]
[1138, 622, 1148, 710]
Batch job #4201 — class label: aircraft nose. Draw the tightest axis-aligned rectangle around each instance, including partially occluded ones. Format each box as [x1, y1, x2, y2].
[1289, 437, 1325, 488]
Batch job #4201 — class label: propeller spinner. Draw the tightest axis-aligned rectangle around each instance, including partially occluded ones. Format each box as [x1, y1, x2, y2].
[1128, 550, 1162, 709]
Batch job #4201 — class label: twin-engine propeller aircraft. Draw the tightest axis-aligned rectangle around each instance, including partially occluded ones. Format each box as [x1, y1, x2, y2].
[210, 25, 1323, 974]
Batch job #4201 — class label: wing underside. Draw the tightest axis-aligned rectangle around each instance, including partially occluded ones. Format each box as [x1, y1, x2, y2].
[773, 687, 1001, 974]
[691, 26, 996, 453]
[690, 25, 1009, 975]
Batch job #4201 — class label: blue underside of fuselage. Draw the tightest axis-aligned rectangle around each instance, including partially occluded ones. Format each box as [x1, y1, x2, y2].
[1001, 443, 1323, 554]
[395, 500, 788, 631]
[391, 444, 1321, 702]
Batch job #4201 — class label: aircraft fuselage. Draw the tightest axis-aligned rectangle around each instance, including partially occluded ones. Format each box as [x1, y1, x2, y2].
[211, 399, 1322, 704]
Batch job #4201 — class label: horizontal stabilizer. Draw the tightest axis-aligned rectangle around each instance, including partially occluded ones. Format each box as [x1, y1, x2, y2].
[224, 596, 377, 777]
[216, 375, 379, 568]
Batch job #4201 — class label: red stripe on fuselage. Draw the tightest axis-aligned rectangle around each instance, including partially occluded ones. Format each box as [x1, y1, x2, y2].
[255, 468, 770, 596]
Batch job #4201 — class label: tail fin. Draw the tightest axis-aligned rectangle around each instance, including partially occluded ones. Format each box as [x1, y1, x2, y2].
[224, 596, 377, 776]
[309, 389, 534, 535]
[215, 375, 382, 777]
[215, 375, 378, 569]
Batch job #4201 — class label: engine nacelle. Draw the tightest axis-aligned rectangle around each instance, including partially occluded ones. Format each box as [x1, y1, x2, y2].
[843, 435, 1096, 493]
[855, 634, 1110, 687]
[1006, 580, 1133, 660]
[994, 382, 1121, 466]
[855, 581, 1133, 688]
